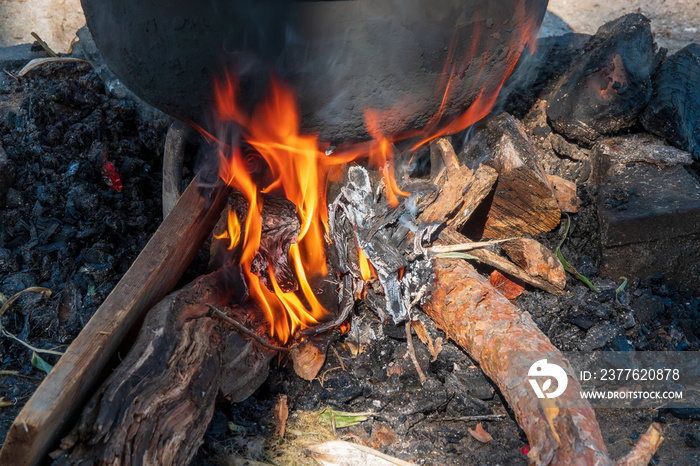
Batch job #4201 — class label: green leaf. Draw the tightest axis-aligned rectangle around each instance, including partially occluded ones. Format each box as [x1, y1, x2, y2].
[31, 351, 53, 375]
[615, 277, 628, 299]
[318, 407, 370, 429]
[435, 252, 479, 261]
[555, 213, 600, 293]
[87, 284, 96, 296]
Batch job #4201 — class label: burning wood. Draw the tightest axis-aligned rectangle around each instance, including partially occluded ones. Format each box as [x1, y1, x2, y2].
[52, 272, 277, 465]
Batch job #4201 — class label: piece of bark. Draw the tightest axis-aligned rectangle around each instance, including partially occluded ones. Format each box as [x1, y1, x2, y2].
[52, 273, 275, 465]
[616, 423, 664, 466]
[641, 43, 700, 159]
[489, 270, 525, 300]
[547, 14, 661, 146]
[501, 238, 567, 290]
[461, 113, 560, 238]
[547, 175, 579, 213]
[467, 423, 493, 444]
[273, 395, 289, 438]
[290, 332, 334, 381]
[0, 177, 228, 466]
[422, 257, 661, 465]
[439, 229, 563, 295]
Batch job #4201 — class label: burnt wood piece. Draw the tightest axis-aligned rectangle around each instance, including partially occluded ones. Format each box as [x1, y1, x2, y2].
[422, 256, 662, 465]
[461, 113, 560, 238]
[501, 32, 590, 118]
[547, 14, 662, 146]
[340, 166, 408, 323]
[421, 138, 498, 230]
[500, 238, 566, 290]
[161, 121, 188, 217]
[0, 176, 228, 466]
[641, 43, 700, 159]
[210, 190, 301, 294]
[52, 273, 276, 465]
[438, 228, 563, 295]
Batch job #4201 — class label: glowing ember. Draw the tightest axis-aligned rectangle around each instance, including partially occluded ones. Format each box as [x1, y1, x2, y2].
[204, 11, 541, 343]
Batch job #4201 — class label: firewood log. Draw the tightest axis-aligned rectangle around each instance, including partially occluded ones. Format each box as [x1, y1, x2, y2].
[461, 113, 560, 238]
[422, 249, 662, 465]
[52, 273, 276, 466]
[641, 43, 700, 159]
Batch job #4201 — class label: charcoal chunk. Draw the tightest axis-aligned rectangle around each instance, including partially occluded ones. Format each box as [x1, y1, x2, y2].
[547, 14, 662, 145]
[0, 145, 15, 207]
[641, 43, 700, 159]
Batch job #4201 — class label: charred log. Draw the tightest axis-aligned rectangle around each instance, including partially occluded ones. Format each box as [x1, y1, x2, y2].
[52, 273, 276, 465]
[547, 14, 662, 146]
[641, 43, 700, 159]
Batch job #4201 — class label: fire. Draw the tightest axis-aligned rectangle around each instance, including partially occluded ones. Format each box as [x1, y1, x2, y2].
[358, 248, 374, 282]
[206, 9, 541, 343]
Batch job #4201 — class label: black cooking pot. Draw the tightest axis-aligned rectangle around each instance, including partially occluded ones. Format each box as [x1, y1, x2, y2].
[81, 0, 548, 141]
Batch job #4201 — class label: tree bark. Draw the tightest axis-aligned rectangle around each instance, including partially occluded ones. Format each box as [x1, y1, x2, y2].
[422, 256, 662, 465]
[52, 273, 276, 466]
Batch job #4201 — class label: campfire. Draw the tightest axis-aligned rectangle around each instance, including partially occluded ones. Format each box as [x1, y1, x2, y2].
[3, 2, 700, 465]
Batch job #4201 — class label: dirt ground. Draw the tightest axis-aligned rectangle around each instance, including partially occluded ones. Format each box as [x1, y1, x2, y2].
[1, 1, 699, 53]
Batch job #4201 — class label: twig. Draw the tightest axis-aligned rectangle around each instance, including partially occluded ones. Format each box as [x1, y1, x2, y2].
[432, 414, 507, 422]
[298, 274, 354, 337]
[30, 32, 58, 57]
[331, 346, 346, 372]
[208, 304, 289, 353]
[438, 229, 564, 295]
[405, 321, 427, 385]
[429, 238, 515, 254]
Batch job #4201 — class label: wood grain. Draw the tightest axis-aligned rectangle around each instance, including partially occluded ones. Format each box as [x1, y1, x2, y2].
[0, 177, 228, 466]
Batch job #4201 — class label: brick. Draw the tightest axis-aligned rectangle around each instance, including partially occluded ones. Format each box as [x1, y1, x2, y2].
[598, 163, 700, 290]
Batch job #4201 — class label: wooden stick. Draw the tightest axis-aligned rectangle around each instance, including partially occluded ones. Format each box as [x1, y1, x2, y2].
[209, 305, 289, 353]
[0, 177, 228, 466]
[438, 228, 564, 295]
[162, 121, 189, 217]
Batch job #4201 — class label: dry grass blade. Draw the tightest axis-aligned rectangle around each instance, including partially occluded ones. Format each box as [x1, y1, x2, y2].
[18, 57, 89, 77]
[429, 238, 514, 254]
[30, 32, 58, 57]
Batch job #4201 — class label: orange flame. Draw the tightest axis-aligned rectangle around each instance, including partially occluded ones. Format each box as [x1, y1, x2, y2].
[358, 247, 374, 282]
[207, 8, 541, 343]
[214, 210, 241, 250]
